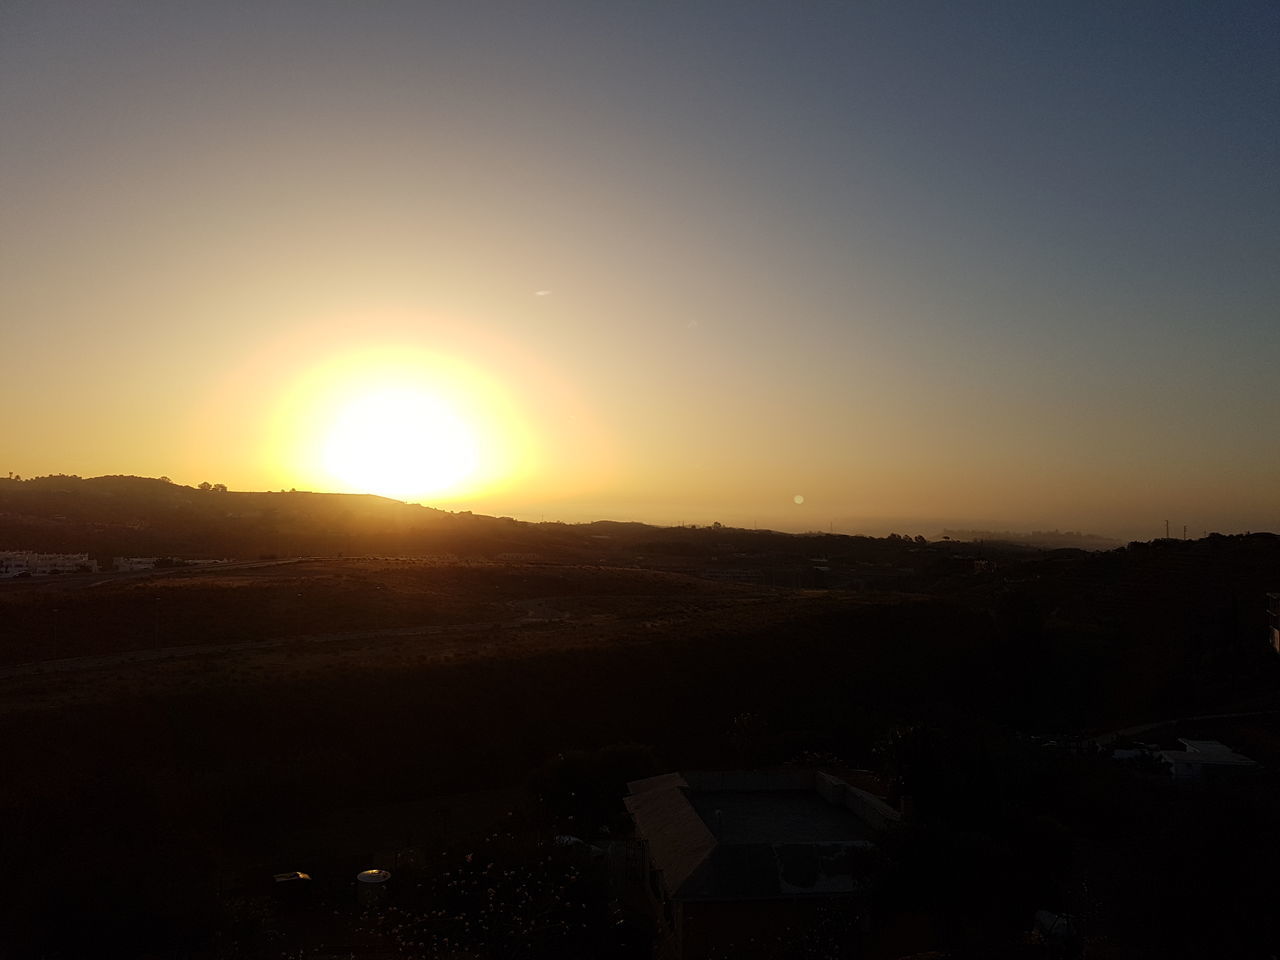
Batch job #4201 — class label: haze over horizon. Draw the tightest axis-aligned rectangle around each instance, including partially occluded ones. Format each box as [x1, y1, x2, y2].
[3, 2, 1277, 543]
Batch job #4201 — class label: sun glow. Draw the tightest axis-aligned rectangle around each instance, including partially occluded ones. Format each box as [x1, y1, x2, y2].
[321, 385, 479, 500]
[267, 346, 532, 502]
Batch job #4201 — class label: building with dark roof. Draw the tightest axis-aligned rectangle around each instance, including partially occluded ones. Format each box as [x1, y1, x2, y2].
[1159, 739, 1261, 782]
[624, 769, 900, 959]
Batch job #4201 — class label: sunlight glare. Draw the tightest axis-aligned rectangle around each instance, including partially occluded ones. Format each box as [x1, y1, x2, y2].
[267, 345, 533, 502]
[321, 386, 479, 500]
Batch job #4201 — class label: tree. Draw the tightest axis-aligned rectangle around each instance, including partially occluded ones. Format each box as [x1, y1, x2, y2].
[198, 482, 212, 491]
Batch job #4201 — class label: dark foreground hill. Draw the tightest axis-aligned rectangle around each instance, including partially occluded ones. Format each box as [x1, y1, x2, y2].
[3, 476, 1280, 958]
[1, 556, 1278, 959]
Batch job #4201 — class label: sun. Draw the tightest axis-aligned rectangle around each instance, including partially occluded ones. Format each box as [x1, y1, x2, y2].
[321, 385, 479, 500]
[266, 346, 532, 502]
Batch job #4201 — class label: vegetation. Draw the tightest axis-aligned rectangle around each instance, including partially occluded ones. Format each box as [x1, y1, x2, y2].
[1, 476, 1278, 957]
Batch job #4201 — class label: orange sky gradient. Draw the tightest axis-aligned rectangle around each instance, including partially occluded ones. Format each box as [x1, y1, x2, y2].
[2, 3, 1277, 541]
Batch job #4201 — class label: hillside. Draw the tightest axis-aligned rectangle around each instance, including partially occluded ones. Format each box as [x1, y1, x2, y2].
[3, 475, 1280, 958]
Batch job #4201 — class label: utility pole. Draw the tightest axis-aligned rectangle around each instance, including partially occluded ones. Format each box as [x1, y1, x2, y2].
[1165, 520, 1169, 539]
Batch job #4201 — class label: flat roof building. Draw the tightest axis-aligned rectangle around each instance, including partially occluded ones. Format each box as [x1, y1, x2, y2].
[624, 769, 899, 959]
[1159, 739, 1261, 782]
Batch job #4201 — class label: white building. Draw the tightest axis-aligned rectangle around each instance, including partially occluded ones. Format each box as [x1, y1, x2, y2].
[0, 551, 91, 576]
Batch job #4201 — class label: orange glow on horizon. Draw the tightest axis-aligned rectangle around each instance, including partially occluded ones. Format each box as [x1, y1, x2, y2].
[265, 344, 536, 502]
[179, 312, 621, 510]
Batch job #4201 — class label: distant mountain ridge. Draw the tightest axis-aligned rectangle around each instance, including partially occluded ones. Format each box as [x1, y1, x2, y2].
[0, 474, 486, 559]
[941, 528, 1122, 551]
[0, 474, 1125, 562]
[1, 474, 859, 564]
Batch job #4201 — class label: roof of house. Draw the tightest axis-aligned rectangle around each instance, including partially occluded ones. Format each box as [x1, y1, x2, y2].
[624, 773, 716, 897]
[624, 769, 894, 902]
[1160, 739, 1259, 767]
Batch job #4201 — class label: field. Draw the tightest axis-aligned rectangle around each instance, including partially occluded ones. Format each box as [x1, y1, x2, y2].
[1, 559, 921, 957]
[4, 546, 1280, 958]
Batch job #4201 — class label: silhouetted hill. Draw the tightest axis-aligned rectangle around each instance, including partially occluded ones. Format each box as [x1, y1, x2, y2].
[0, 474, 1007, 575]
[0, 474, 542, 559]
[941, 528, 1122, 550]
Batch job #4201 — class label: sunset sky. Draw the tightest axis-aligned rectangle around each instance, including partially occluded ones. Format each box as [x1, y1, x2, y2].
[3, 2, 1277, 539]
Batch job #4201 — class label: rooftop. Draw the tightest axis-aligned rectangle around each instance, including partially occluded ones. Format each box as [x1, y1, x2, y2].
[688, 790, 875, 845]
[625, 769, 898, 902]
[1161, 739, 1259, 767]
